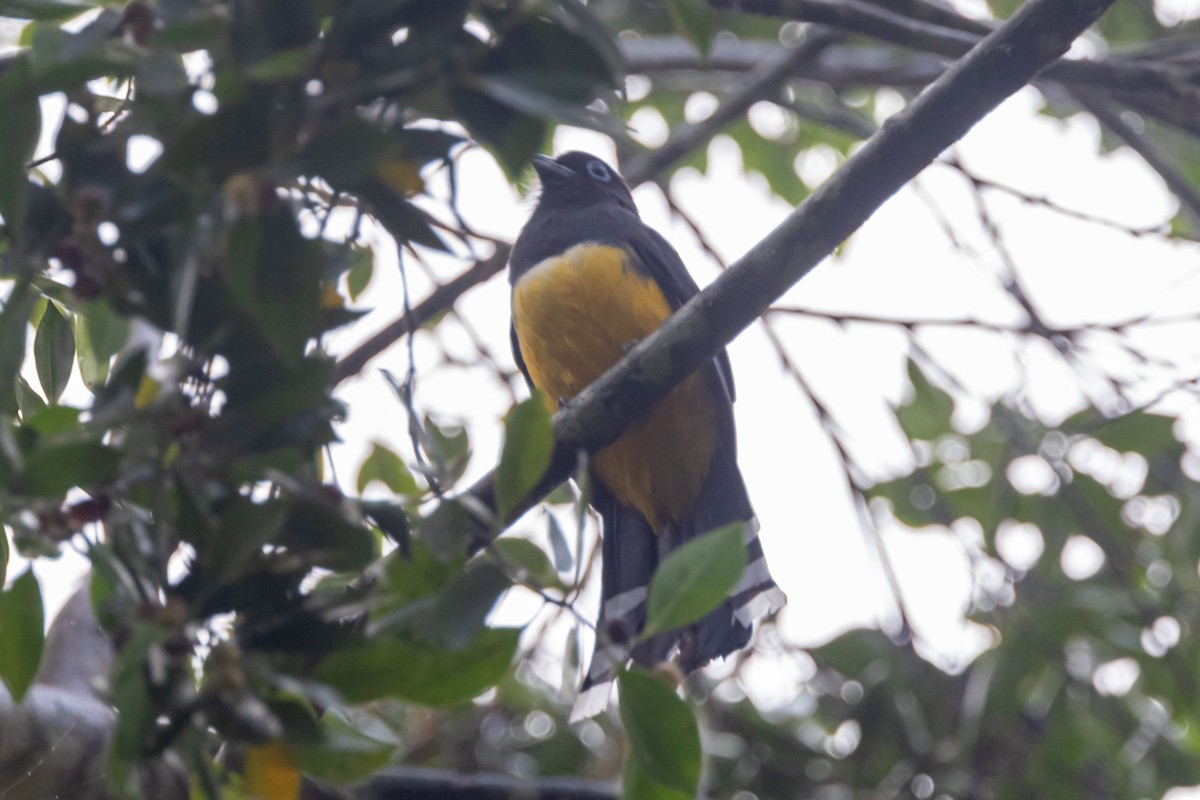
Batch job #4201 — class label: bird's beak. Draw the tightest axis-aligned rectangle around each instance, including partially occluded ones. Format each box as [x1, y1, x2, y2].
[531, 154, 573, 182]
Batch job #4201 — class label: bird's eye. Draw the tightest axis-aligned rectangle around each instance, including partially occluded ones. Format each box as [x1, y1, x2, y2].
[586, 160, 611, 182]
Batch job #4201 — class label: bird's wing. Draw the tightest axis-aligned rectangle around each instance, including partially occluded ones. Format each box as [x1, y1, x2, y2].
[624, 223, 737, 404]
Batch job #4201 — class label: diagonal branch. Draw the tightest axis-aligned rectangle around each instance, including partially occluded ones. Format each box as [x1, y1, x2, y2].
[458, 0, 1117, 541]
[333, 246, 510, 384]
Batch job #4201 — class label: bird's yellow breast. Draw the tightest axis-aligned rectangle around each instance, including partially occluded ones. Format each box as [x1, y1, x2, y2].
[512, 244, 717, 532]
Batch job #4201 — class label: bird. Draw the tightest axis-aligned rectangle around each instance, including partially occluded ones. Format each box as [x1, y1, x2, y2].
[508, 151, 785, 719]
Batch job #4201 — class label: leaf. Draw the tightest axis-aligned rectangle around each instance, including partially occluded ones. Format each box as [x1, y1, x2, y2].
[415, 561, 512, 650]
[1084, 412, 1179, 458]
[472, 73, 622, 135]
[16, 375, 46, 418]
[345, 246, 374, 301]
[897, 358, 954, 441]
[0, 1, 97, 20]
[494, 394, 555, 518]
[33, 300, 74, 403]
[622, 755, 693, 800]
[0, 567, 45, 701]
[292, 707, 398, 784]
[315, 627, 519, 706]
[665, 0, 716, 58]
[356, 442, 419, 496]
[491, 536, 563, 591]
[0, 532, 7, 600]
[618, 670, 702, 796]
[546, 513, 573, 572]
[421, 415, 471, 487]
[0, 280, 36, 416]
[73, 298, 131, 390]
[362, 500, 411, 553]
[0, 62, 40, 242]
[15, 440, 119, 496]
[643, 523, 746, 636]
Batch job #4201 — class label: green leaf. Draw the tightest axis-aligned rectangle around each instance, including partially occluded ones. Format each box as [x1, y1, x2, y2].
[0, 567, 45, 701]
[33, 300, 74, 403]
[1081, 411, 1179, 457]
[0, 530, 7, 591]
[491, 536, 564, 591]
[16, 375, 46, 418]
[618, 670, 701, 796]
[0, 62, 40, 243]
[363, 500, 411, 552]
[643, 523, 746, 636]
[665, 0, 716, 58]
[0, 1, 97, 21]
[897, 358, 954, 441]
[356, 442, 419, 496]
[0, 280, 36, 416]
[472, 74, 622, 135]
[622, 755, 693, 800]
[291, 707, 398, 783]
[73, 299, 131, 391]
[345, 245, 374, 301]
[494, 394, 554, 518]
[15, 440, 119, 496]
[421, 415, 471, 487]
[315, 627, 519, 705]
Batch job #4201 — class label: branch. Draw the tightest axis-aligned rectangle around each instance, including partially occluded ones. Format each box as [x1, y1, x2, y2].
[1074, 91, 1200, 230]
[621, 27, 837, 185]
[333, 246, 510, 384]
[459, 0, 1116, 540]
[305, 766, 617, 800]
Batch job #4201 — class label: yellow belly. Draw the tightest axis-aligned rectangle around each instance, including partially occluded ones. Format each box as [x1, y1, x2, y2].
[512, 244, 717, 532]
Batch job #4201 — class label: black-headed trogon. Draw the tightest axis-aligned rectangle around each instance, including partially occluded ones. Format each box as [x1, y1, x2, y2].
[508, 151, 785, 718]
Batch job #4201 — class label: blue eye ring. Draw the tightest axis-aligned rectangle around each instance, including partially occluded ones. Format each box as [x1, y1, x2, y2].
[586, 160, 611, 182]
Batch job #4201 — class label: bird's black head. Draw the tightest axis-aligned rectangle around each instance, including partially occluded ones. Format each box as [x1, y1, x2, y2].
[531, 151, 637, 214]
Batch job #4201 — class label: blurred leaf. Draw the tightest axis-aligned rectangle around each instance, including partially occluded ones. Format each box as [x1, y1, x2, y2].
[665, 0, 716, 57]
[643, 523, 745, 636]
[495, 394, 554, 518]
[73, 298, 131, 390]
[357, 442, 419, 497]
[0, 527, 6, 586]
[618, 669, 701, 796]
[421, 415, 471, 487]
[15, 440, 118, 496]
[292, 707, 398, 784]
[491, 536, 563, 591]
[546, 513, 573, 572]
[623, 756, 693, 800]
[363, 500, 411, 553]
[24, 403, 80, 435]
[418, 561, 512, 650]
[0, 69, 39, 243]
[345, 246, 374, 301]
[0, 280, 36, 416]
[472, 74, 621, 136]
[897, 359, 954, 441]
[16, 375, 46, 418]
[316, 627, 519, 705]
[1074, 411, 1180, 458]
[0, 567, 45, 701]
[33, 300, 74, 403]
[0, 0, 97, 20]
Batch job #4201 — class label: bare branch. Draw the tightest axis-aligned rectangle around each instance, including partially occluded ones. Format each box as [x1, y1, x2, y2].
[333, 246, 510, 384]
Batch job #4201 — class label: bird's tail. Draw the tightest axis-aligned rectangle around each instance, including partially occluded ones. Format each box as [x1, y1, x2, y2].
[570, 463, 785, 721]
